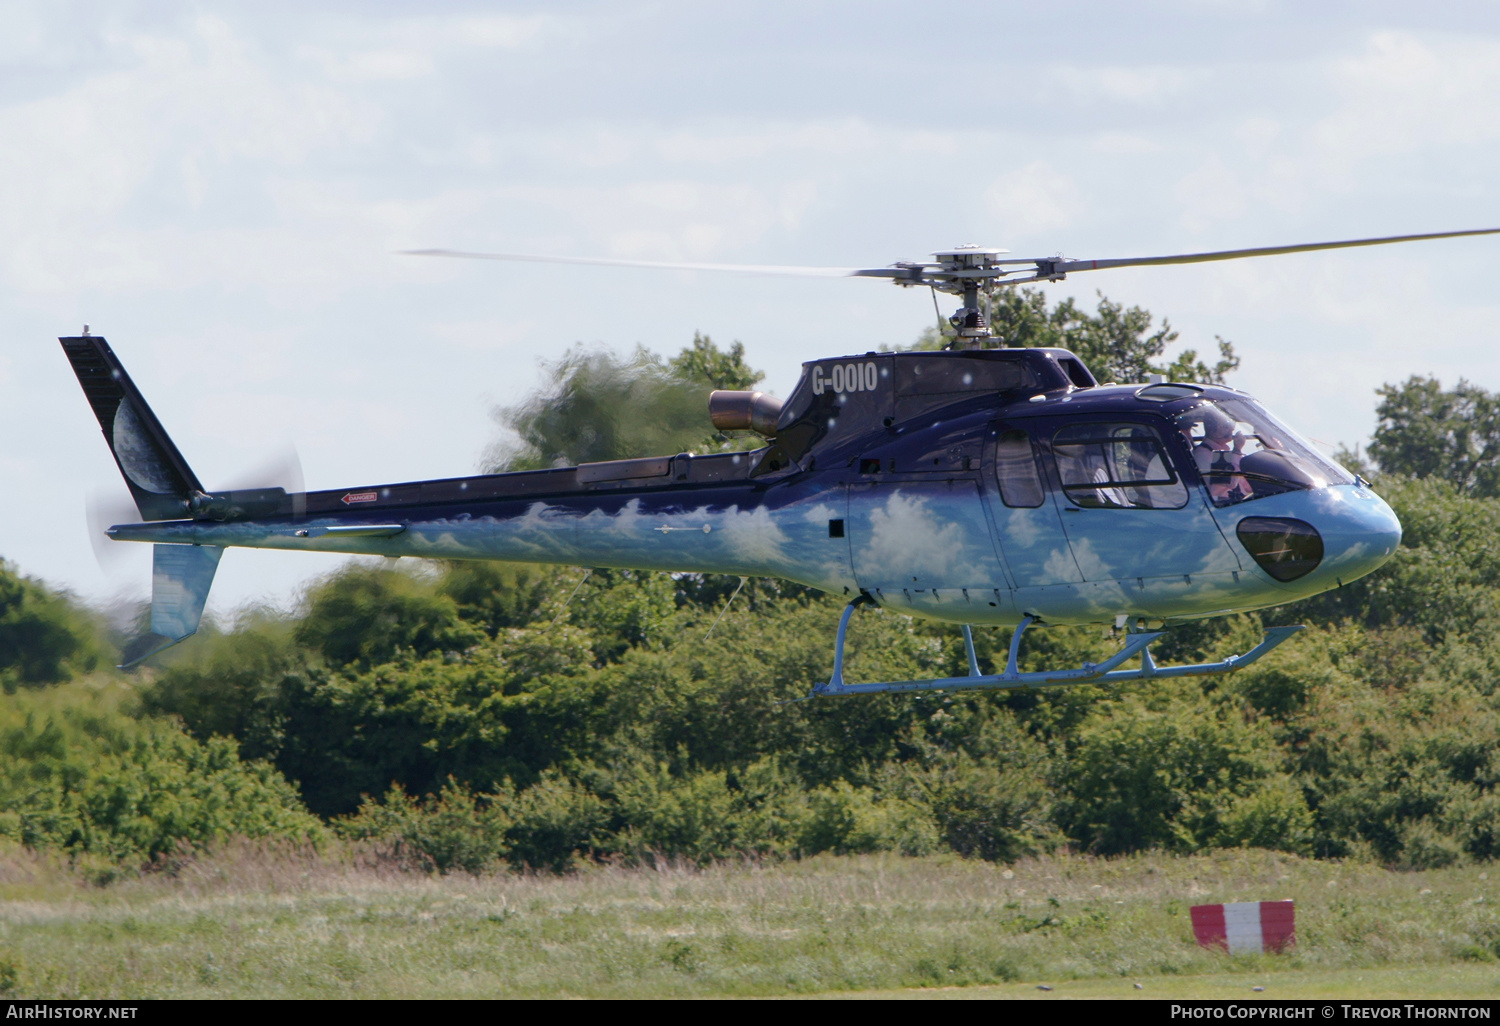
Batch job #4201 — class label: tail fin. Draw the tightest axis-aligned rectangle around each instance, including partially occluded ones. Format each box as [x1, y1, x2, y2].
[61, 335, 222, 667]
[60, 334, 203, 521]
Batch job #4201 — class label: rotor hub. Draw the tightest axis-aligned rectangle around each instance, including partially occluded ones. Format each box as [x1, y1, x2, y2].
[933, 246, 1005, 343]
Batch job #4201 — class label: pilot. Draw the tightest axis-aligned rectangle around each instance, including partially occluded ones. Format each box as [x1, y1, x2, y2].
[1184, 407, 1250, 503]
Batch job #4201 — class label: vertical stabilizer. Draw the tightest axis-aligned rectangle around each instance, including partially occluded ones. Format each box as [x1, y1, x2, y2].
[60, 335, 203, 521]
[118, 544, 224, 668]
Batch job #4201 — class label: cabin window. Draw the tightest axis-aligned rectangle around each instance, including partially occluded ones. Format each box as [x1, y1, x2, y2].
[895, 356, 1036, 395]
[1057, 357, 1097, 389]
[1051, 423, 1189, 510]
[994, 429, 1045, 508]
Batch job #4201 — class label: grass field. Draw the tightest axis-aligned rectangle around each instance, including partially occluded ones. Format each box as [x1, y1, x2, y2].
[0, 846, 1495, 999]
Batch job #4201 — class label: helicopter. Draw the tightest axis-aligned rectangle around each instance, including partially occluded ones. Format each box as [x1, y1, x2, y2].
[62, 227, 1499, 693]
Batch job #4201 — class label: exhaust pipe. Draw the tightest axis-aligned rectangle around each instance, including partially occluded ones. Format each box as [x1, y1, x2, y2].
[708, 390, 783, 438]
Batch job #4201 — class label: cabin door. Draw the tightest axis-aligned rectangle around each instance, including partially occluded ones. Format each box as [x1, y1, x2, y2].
[983, 424, 1084, 589]
[847, 479, 1009, 620]
[1037, 418, 1240, 583]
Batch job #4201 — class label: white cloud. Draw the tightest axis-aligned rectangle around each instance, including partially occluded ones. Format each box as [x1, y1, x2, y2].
[417, 179, 823, 262]
[984, 161, 1085, 236]
[1234, 117, 1281, 153]
[1173, 156, 1249, 233]
[653, 119, 881, 165]
[1059, 65, 1201, 105]
[861, 490, 967, 582]
[1091, 132, 1161, 156]
[405, 14, 550, 51]
[298, 11, 550, 79]
[0, 16, 381, 294]
[1310, 30, 1500, 180]
[1140, 30, 1500, 237]
[301, 47, 436, 83]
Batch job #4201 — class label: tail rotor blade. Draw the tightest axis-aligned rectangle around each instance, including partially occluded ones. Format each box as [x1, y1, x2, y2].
[86, 489, 143, 575]
[221, 442, 304, 494]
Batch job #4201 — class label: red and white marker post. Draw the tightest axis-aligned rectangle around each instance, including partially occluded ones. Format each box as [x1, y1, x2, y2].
[1190, 901, 1295, 954]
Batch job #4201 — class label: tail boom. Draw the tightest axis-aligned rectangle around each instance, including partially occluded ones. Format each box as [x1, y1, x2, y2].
[107, 481, 856, 593]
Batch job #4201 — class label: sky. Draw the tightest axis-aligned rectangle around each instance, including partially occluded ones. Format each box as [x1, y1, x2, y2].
[5, 0, 1500, 617]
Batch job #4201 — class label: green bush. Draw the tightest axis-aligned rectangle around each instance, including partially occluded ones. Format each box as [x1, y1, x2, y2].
[140, 613, 299, 762]
[339, 779, 509, 874]
[0, 684, 321, 863]
[796, 780, 939, 857]
[295, 563, 485, 669]
[1291, 675, 1500, 866]
[129, 552, 1500, 872]
[1057, 682, 1287, 855]
[1212, 776, 1315, 855]
[437, 561, 556, 638]
[0, 562, 105, 689]
[498, 770, 610, 872]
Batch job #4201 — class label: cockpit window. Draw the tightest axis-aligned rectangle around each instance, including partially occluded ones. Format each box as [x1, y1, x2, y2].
[1175, 398, 1354, 507]
[1051, 423, 1189, 510]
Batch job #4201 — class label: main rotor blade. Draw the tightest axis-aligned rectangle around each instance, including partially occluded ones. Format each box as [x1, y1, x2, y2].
[401, 248, 870, 278]
[1052, 227, 1500, 274]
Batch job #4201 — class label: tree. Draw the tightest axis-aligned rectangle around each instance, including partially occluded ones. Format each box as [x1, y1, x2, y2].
[669, 331, 764, 391]
[0, 561, 104, 689]
[486, 334, 764, 472]
[1368, 376, 1500, 497]
[295, 564, 485, 670]
[911, 287, 1239, 385]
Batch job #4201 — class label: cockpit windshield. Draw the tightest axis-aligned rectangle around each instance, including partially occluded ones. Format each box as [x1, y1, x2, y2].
[1175, 398, 1354, 507]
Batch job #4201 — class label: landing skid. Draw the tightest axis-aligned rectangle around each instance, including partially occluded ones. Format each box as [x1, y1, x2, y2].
[811, 601, 1304, 698]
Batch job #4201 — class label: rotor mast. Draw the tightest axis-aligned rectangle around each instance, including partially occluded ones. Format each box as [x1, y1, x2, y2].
[850, 244, 1075, 348]
[934, 246, 1004, 346]
[879, 246, 1030, 348]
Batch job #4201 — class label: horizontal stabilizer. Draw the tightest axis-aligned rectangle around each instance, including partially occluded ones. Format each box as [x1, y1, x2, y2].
[118, 544, 224, 669]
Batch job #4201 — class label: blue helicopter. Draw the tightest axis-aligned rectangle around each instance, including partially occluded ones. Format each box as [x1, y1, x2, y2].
[64, 228, 1497, 693]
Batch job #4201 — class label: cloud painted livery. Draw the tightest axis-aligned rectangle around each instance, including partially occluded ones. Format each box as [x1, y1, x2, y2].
[61, 334, 1400, 691]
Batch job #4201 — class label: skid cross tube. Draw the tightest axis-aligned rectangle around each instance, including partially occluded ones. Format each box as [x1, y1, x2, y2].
[811, 603, 1304, 698]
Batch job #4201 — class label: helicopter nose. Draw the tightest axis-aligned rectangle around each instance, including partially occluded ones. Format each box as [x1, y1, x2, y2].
[1314, 484, 1403, 585]
[1231, 484, 1400, 592]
